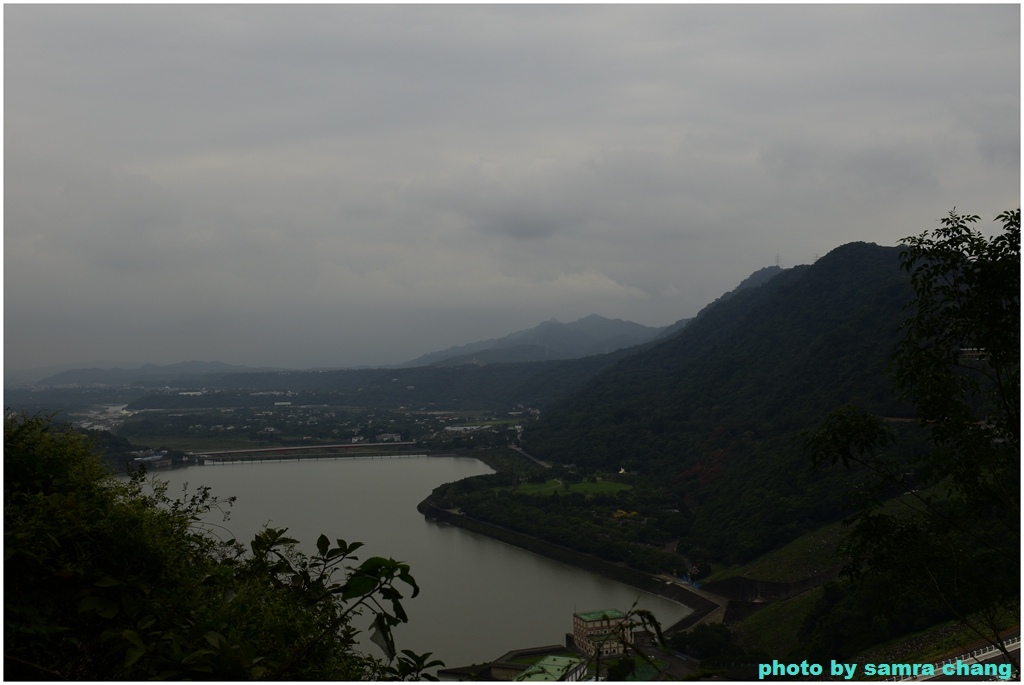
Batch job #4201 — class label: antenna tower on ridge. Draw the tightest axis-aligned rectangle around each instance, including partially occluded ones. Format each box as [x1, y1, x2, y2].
[775, 254, 783, 268]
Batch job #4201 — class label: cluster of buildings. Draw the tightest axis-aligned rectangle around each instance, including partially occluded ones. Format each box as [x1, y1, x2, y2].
[438, 608, 662, 682]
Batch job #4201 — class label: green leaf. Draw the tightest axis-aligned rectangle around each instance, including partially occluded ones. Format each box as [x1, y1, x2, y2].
[78, 595, 119, 618]
[341, 573, 378, 599]
[204, 630, 225, 649]
[398, 567, 420, 598]
[326, 546, 350, 560]
[122, 629, 146, 650]
[369, 614, 396, 660]
[378, 586, 402, 601]
[181, 648, 216, 665]
[358, 556, 392, 575]
[391, 598, 408, 623]
[316, 533, 330, 557]
[124, 645, 146, 669]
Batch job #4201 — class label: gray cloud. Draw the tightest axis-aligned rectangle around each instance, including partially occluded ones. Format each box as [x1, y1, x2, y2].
[5, 5, 1019, 372]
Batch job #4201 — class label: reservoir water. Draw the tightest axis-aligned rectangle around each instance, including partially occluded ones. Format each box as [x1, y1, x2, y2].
[148, 456, 691, 668]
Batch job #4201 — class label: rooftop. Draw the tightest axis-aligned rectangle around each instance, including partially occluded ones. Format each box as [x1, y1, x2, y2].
[514, 655, 585, 682]
[574, 609, 626, 622]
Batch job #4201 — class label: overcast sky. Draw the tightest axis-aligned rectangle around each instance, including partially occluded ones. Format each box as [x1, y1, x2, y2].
[5, 4, 1020, 373]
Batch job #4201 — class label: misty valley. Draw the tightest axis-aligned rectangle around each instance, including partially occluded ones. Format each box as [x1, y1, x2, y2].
[7, 230, 1019, 680]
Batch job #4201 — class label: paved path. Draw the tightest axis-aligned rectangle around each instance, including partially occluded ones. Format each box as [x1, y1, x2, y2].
[654, 574, 730, 627]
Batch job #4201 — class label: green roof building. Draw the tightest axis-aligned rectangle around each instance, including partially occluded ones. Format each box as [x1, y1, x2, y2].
[513, 655, 587, 682]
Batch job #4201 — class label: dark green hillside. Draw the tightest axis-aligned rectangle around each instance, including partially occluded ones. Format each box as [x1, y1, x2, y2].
[522, 242, 916, 562]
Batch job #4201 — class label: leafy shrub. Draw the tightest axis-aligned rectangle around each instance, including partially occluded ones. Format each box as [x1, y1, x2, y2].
[4, 413, 440, 680]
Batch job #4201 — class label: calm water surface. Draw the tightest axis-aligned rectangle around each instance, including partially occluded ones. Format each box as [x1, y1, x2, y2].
[150, 456, 691, 668]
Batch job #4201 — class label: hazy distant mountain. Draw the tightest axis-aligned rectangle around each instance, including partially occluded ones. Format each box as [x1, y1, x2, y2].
[15, 269, 778, 387]
[33, 361, 287, 387]
[4, 360, 124, 387]
[400, 314, 666, 367]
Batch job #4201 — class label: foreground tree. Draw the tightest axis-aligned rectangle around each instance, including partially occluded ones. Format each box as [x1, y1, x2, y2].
[894, 208, 1019, 532]
[807, 208, 1019, 668]
[4, 413, 442, 680]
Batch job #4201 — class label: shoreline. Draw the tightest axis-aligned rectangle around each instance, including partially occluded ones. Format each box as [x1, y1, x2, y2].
[417, 497, 721, 633]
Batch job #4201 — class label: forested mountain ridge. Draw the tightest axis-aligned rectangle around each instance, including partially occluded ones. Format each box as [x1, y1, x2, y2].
[649, 266, 778, 343]
[522, 242, 916, 562]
